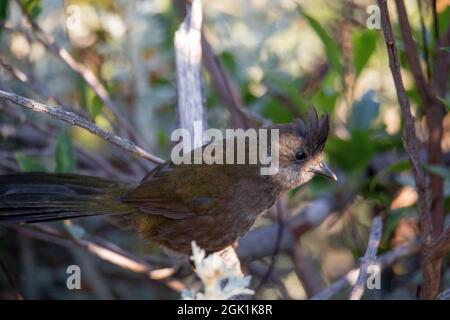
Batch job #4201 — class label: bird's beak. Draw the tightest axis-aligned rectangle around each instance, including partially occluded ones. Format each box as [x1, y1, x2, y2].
[309, 162, 337, 181]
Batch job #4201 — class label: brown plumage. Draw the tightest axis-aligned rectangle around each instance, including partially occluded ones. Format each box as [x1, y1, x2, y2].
[0, 108, 336, 254]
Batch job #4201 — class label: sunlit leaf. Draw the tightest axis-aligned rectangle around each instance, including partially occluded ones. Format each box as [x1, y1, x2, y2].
[437, 96, 450, 112]
[20, 0, 42, 19]
[55, 129, 75, 173]
[15, 153, 47, 172]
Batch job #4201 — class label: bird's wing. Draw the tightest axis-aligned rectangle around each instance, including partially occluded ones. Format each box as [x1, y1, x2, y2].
[121, 161, 240, 220]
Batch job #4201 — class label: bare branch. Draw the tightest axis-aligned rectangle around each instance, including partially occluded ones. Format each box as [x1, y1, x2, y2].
[424, 227, 450, 264]
[349, 216, 383, 300]
[436, 287, 450, 300]
[0, 89, 164, 164]
[312, 242, 420, 300]
[292, 244, 323, 297]
[377, 0, 438, 299]
[174, 0, 243, 278]
[175, 0, 207, 144]
[10, 224, 184, 292]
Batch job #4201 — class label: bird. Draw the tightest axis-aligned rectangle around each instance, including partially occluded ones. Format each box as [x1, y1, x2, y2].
[0, 108, 336, 255]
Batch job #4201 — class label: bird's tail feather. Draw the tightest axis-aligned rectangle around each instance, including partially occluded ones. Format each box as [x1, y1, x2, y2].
[0, 173, 136, 223]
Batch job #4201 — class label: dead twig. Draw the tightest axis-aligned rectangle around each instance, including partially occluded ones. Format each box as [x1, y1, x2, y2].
[0, 89, 164, 164]
[312, 242, 420, 300]
[377, 0, 437, 299]
[349, 216, 383, 300]
[10, 224, 183, 292]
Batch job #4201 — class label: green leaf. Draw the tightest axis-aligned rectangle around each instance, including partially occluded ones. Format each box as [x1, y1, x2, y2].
[352, 29, 377, 77]
[20, 0, 42, 19]
[437, 96, 450, 112]
[80, 82, 103, 120]
[15, 153, 47, 172]
[441, 47, 450, 53]
[383, 208, 414, 242]
[55, 129, 75, 173]
[348, 90, 380, 131]
[325, 130, 374, 173]
[425, 165, 450, 181]
[297, 6, 343, 78]
[0, 0, 9, 21]
[370, 159, 411, 190]
[262, 97, 293, 123]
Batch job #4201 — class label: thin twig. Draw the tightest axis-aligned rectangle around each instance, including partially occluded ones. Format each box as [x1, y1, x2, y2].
[436, 287, 450, 300]
[255, 201, 286, 292]
[395, 0, 446, 299]
[423, 227, 450, 264]
[174, 0, 206, 143]
[377, 0, 437, 299]
[312, 242, 420, 300]
[0, 56, 88, 118]
[349, 216, 383, 300]
[416, 0, 431, 80]
[0, 89, 164, 164]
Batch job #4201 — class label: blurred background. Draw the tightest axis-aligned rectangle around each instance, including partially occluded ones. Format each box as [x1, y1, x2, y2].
[0, 0, 449, 299]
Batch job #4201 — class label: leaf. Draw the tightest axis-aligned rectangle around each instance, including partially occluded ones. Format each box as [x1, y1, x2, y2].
[55, 129, 75, 173]
[15, 153, 47, 172]
[297, 6, 343, 78]
[262, 97, 293, 123]
[441, 47, 450, 53]
[437, 96, 450, 112]
[425, 165, 450, 181]
[20, 0, 42, 19]
[370, 159, 411, 190]
[352, 29, 377, 77]
[348, 90, 380, 131]
[80, 82, 103, 120]
[0, 0, 9, 21]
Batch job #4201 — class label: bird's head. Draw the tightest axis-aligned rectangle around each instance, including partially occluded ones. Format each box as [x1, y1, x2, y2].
[269, 108, 337, 191]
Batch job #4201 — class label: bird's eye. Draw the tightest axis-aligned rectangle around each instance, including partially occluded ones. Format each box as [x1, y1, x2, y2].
[295, 149, 307, 162]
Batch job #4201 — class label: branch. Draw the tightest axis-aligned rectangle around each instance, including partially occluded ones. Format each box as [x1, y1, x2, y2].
[10, 224, 184, 292]
[173, 0, 243, 278]
[377, 0, 436, 299]
[312, 242, 420, 300]
[237, 195, 347, 261]
[349, 216, 383, 300]
[0, 89, 164, 164]
[436, 287, 450, 300]
[0, 56, 88, 118]
[395, 0, 445, 240]
[424, 227, 450, 264]
[174, 0, 206, 142]
[292, 244, 323, 297]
